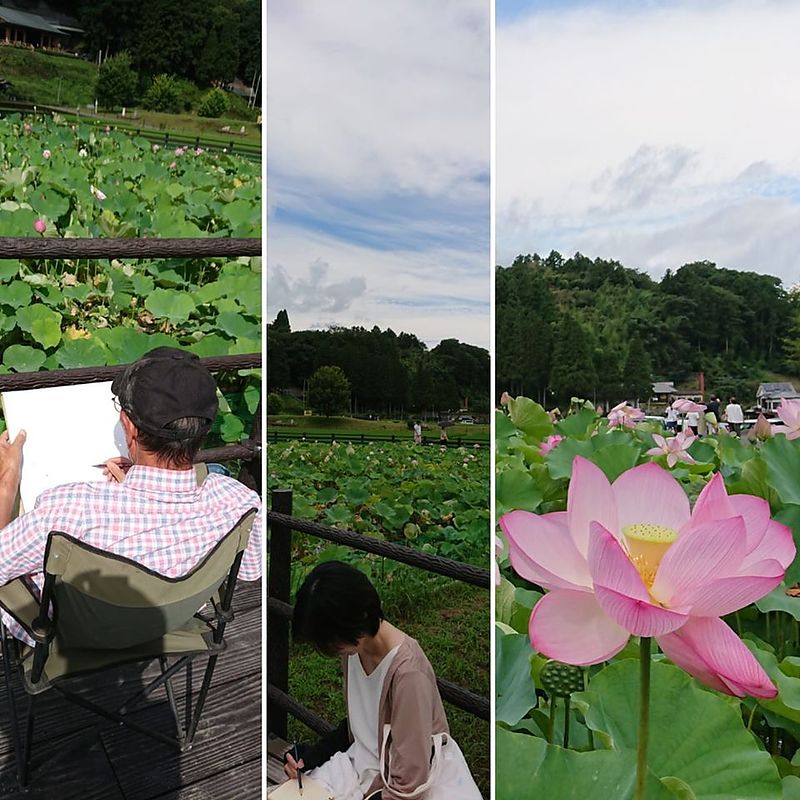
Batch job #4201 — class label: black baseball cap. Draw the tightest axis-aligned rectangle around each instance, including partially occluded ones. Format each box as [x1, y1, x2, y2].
[111, 347, 218, 440]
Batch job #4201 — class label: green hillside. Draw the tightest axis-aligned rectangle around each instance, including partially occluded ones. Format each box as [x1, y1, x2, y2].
[496, 252, 800, 408]
[0, 47, 96, 106]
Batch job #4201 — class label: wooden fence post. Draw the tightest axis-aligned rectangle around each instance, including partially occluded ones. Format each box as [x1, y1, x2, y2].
[268, 487, 293, 739]
[237, 398, 261, 493]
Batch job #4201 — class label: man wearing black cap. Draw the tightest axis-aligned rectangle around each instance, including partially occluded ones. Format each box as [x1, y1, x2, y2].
[0, 347, 262, 643]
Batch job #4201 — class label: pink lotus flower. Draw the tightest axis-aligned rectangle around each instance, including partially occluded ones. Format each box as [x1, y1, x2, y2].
[607, 402, 645, 429]
[90, 184, 106, 201]
[42, 149, 51, 159]
[775, 398, 800, 440]
[33, 218, 46, 234]
[169, 161, 176, 170]
[500, 456, 794, 698]
[152, 144, 160, 152]
[540, 434, 564, 456]
[500, 392, 510, 406]
[195, 147, 204, 155]
[646, 430, 696, 468]
[672, 398, 706, 413]
[175, 146, 186, 156]
[23, 123, 31, 133]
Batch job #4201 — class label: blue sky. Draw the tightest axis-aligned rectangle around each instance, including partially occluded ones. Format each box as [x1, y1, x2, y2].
[497, 0, 800, 288]
[267, 1, 490, 348]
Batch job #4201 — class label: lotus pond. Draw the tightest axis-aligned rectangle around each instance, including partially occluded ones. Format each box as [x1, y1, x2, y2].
[266, 439, 490, 569]
[0, 114, 261, 447]
[496, 396, 800, 799]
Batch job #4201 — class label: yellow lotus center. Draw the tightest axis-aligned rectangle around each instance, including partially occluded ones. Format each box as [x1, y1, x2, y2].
[622, 522, 677, 589]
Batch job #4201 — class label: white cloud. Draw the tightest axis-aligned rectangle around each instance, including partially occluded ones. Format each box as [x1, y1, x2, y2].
[267, 0, 490, 347]
[497, 0, 800, 282]
[267, 227, 490, 348]
[268, 0, 489, 201]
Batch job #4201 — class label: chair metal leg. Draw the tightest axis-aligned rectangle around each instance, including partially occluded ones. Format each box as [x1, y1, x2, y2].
[20, 693, 36, 787]
[184, 654, 218, 747]
[0, 623, 26, 787]
[159, 656, 184, 746]
[184, 660, 193, 736]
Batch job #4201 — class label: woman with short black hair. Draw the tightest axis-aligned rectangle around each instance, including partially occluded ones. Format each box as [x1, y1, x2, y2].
[283, 561, 480, 800]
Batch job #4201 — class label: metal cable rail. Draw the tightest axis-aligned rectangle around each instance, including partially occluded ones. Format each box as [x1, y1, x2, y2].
[0, 237, 261, 259]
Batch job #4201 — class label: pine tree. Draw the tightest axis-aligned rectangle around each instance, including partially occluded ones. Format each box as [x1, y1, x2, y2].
[549, 314, 597, 404]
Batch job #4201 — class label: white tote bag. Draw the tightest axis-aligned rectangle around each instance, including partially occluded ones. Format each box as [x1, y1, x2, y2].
[378, 724, 482, 800]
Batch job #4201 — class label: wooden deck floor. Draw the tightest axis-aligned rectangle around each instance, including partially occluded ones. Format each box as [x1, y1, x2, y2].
[0, 581, 262, 800]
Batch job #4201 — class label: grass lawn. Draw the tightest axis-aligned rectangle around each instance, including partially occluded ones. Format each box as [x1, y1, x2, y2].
[284, 571, 490, 797]
[268, 414, 490, 442]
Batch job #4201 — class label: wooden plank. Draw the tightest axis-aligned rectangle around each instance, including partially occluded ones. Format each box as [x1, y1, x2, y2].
[266, 736, 290, 785]
[101, 673, 261, 800]
[0, 605, 261, 755]
[145, 758, 261, 800]
[0, 735, 124, 800]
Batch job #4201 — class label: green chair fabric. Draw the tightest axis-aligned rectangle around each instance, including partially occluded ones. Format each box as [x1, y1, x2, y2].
[0, 466, 258, 788]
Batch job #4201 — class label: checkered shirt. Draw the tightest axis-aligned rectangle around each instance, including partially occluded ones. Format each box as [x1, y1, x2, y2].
[0, 465, 263, 643]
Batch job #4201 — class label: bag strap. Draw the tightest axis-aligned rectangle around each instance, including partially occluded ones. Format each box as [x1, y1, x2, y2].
[379, 723, 446, 799]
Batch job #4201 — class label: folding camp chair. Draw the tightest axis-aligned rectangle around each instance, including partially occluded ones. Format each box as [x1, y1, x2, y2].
[0, 494, 257, 788]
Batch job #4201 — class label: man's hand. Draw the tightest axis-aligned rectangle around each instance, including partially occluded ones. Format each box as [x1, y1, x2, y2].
[0, 429, 26, 489]
[103, 457, 133, 483]
[284, 752, 305, 779]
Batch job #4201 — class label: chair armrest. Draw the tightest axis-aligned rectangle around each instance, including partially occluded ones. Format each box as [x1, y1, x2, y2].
[0, 577, 40, 639]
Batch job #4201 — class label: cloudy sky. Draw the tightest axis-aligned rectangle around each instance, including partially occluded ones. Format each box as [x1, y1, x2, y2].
[497, 0, 800, 288]
[267, 1, 490, 348]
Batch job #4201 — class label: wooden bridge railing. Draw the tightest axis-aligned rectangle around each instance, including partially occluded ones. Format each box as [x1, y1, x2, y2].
[267, 489, 491, 740]
[0, 235, 263, 489]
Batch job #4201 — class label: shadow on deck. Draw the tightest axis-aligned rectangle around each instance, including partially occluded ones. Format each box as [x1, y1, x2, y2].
[0, 581, 261, 800]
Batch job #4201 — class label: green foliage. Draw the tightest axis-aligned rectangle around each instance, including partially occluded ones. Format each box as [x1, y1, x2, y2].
[267, 440, 489, 565]
[308, 365, 350, 417]
[496, 395, 800, 790]
[141, 74, 183, 114]
[0, 114, 261, 448]
[496, 253, 795, 407]
[196, 4, 239, 86]
[622, 337, 653, 403]
[267, 314, 489, 417]
[197, 87, 229, 118]
[95, 51, 138, 109]
[549, 313, 597, 405]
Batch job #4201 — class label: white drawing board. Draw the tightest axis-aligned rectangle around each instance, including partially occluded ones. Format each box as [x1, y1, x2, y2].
[1, 381, 128, 511]
[267, 776, 334, 800]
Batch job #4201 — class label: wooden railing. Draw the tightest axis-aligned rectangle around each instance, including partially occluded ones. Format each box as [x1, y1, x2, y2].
[267, 489, 490, 738]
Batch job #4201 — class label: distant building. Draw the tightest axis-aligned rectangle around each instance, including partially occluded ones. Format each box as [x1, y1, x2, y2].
[0, 3, 83, 50]
[652, 381, 676, 402]
[756, 382, 800, 412]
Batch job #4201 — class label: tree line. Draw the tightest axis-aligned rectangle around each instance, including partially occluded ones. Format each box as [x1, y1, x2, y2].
[497, 252, 797, 408]
[267, 311, 490, 418]
[48, 0, 260, 89]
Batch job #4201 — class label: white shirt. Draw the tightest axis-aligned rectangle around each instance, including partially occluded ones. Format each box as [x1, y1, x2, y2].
[725, 403, 744, 423]
[347, 645, 401, 792]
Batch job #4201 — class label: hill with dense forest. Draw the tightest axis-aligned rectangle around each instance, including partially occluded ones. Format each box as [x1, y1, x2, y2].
[496, 252, 799, 408]
[267, 312, 490, 418]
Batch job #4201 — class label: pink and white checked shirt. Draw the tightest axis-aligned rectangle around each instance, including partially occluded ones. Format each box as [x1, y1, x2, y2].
[0, 465, 263, 642]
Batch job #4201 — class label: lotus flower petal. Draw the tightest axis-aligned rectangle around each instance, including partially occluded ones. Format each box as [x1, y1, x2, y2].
[567, 456, 619, 554]
[501, 510, 591, 591]
[529, 588, 630, 666]
[657, 616, 777, 698]
[676, 568, 784, 617]
[690, 472, 735, 528]
[652, 517, 747, 608]
[613, 462, 690, 534]
[740, 519, 795, 572]
[589, 523, 687, 636]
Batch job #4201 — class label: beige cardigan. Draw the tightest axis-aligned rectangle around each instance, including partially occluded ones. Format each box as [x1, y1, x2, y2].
[341, 635, 449, 800]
